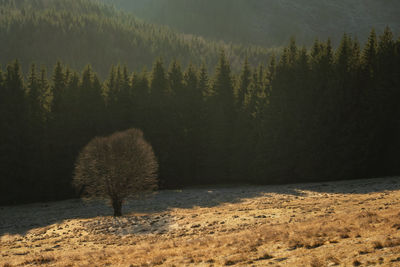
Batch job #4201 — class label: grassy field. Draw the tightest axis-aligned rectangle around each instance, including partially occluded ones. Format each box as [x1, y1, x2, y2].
[1, 177, 400, 266]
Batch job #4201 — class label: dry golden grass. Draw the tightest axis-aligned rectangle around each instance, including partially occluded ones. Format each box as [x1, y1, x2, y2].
[1, 177, 400, 266]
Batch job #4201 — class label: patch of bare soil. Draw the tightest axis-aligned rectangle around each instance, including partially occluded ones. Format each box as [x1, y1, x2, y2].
[1, 177, 400, 266]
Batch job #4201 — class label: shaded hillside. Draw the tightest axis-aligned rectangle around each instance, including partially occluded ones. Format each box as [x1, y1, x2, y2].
[0, 0, 274, 76]
[102, 0, 400, 46]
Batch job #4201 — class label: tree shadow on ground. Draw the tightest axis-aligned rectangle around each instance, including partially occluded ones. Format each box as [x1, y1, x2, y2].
[126, 176, 400, 214]
[1, 176, 398, 236]
[124, 183, 306, 214]
[0, 186, 272, 236]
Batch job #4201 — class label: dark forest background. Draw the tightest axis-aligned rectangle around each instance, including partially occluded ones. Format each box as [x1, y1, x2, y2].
[1, 27, 399, 205]
[1, 0, 400, 205]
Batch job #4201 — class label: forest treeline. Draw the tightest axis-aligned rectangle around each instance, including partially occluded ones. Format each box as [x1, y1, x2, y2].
[0, 0, 274, 77]
[1, 28, 400, 205]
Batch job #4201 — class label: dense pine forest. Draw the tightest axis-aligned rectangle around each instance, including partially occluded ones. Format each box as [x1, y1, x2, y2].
[102, 0, 400, 46]
[1, 27, 399, 205]
[0, 0, 274, 77]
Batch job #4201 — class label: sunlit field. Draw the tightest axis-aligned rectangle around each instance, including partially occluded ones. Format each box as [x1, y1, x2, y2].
[2, 177, 400, 267]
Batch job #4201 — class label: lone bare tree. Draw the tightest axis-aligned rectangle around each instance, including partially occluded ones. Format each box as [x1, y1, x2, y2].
[73, 128, 158, 216]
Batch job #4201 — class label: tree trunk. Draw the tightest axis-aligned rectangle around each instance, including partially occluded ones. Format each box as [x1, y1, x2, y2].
[112, 198, 123, 217]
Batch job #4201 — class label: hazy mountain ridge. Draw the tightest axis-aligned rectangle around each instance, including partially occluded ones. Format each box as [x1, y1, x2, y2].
[0, 0, 274, 76]
[102, 0, 400, 46]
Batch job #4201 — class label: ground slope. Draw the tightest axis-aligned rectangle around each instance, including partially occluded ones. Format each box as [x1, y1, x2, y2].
[1, 177, 400, 266]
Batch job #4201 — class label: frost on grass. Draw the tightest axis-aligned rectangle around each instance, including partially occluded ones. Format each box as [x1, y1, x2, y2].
[1, 177, 400, 266]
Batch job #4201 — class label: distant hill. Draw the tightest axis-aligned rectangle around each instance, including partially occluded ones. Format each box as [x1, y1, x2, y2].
[101, 0, 400, 46]
[0, 0, 274, 76]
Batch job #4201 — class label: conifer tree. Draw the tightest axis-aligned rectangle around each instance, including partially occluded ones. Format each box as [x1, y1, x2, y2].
[79, 65, 105, 135]
[288, 37, 298, 66]
[1, 61, 29, 201]
[198, 63, 209, 98]
[133, 70, 150, 100]
[150, 58, 168, 99]
[267, 55, 276, 85]
[26, 64, 46, 189]
[336, 34, 352, 74]
[106, 65, 117, 106]
[38, 66, 50, 114]
[131, 70, 150, 130]
[51, 62, 66, 116]
[168, 60, 185, 129]
[370, 27, 399, 174]
[192, 63, 214, 181]
[237, 58, 251, 109]
[180, 64, 204, 182]
[168, 60, 183, 95]
[206, 51, 236, 181]
[247, 65, 263, 118]
[377, 27, 396, 84]
[362, 29, 378, 79]
[48, 62, 80, 199]
[165, 60, 187, 182]
[27, 64, 46, 124]
[116, 65, 133, 129]
[212, 51, 234, 108]
[148, 58, 171, 183]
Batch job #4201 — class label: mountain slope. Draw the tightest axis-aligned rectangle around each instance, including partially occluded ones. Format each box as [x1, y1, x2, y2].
[0, 0, 274, 76]
[102, 0, 400, 46]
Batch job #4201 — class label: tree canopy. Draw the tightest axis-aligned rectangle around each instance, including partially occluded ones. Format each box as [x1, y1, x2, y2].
[73, 128, 158, 216]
